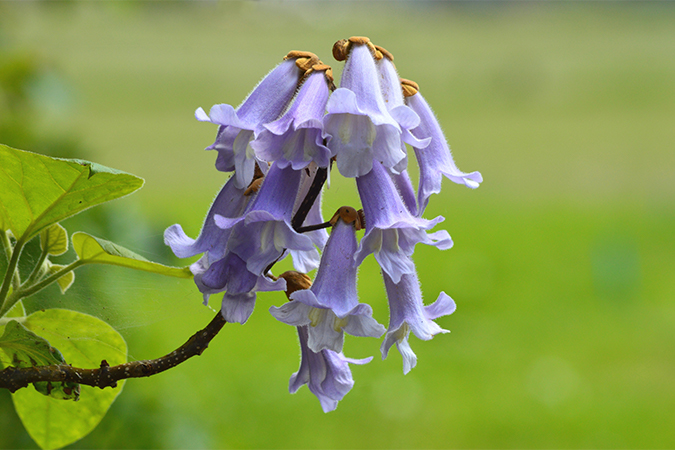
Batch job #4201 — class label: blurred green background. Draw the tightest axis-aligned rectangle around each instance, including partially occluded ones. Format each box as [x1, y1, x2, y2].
[1, 1, 674, 448]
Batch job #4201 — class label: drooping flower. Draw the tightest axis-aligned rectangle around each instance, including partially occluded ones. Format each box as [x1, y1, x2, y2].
[290, 325, 372, 413]
[323, 37, 410, 178]
[163, 174, 251, 263]
[380, 259, 457, 374]
[192, 251, 285, 324]
[214, 161, 315, 276]
[403, 79, 483, 214]
[251, 66, 332, 170]
[196, 53, 312, 188]
[375, 46, 430, 164]
[270, 211, 385, 353]
[389, 169, 418, 217]
[355, 160, 453, 283]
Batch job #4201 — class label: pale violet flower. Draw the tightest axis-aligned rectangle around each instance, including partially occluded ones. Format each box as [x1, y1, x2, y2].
[196, 58, 303, 188]
[290, 325, 372, 413]
[375, 50, 430, 164]
[355, 160, 453, 283]
[324, 41, 408, 178]
[381, 261, 457, 374]
[251, 69, 332, 170]
[214, 161, 315, 276]
[163, 174, 251, 263]
[389, 169, 418, 217]
[192, 252, 285, 324]
[270, 216, 385, 353]
[406, 89, 483, 214]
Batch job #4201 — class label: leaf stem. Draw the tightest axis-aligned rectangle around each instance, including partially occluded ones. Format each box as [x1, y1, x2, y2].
[22, 241, 50, 289]
[0, 235, 27, 317]
[1, 231, 21, 293]
[3, 260, 85, 312]
[0, 311, 227, 393]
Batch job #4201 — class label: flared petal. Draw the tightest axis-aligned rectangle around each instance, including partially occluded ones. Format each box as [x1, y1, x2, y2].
[355, 160, 452, 281]
[380, 263, 456, 373]
[197, 58, 304, 187]
[324, 43, 407, 177]
[221, 291, 257, 324]
[217, 162, 314, 276]
[163, 175, 249, 260]
[289, 326, 371, 412]
[406, 91, 483, 214]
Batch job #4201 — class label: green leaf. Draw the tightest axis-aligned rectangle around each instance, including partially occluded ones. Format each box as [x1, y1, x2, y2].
[0, 301, 26, 368]
[0, 144, 144, 241]
[11, 309, 127, 450]
[6, 300, 26, 318]
[72, 231, 193, 278]
[47, 263, 75, 294]
[0, 320, 80, 400]
[40, 223, 69, 256]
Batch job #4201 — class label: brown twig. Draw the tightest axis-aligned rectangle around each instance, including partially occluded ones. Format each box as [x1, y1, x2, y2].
[0, 311, 226, 393]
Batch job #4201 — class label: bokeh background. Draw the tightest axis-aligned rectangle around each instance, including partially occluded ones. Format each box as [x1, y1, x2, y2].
[1, 1, 674, 448]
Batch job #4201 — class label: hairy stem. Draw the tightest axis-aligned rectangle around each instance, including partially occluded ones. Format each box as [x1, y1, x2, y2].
[0, 235, 27, 316]
[13, 259, 84, 301]
[0, 311, 227, 393]
[22, 242, 50, 289]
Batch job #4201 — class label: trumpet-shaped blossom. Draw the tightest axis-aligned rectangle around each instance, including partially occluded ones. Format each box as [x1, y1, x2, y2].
[214, 161, 315, 276]
[389, 169, 418, 217]
[381, 261, 457, 374]
[196, 58, 303, 188]
[376, 53, 430, 154]
[290, 325, 372, 413]
[406, 91, 483, 214]
[163, 175, 251, 262]
[270, 217, 385, 353]
[324, 43, 409, 178]
[355, 160, 453, 283]
[251, 70, 332, 170]
[192, 252, 286, 324]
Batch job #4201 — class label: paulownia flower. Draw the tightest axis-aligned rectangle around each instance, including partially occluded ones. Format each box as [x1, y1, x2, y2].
[381, 259, 457, 374]
[404, 80, 483, 214]
[324, 38, 410, 178]
[192, 252, 285, 324]
[290, 325, 372, 413]
[163, 174, 250, 263]
[196, 55, 306, 188]
[252, 67, 332, 170]
[270, 211, 385, 353]
[214, 161, 315, 276]
[355, 160, 453, 283]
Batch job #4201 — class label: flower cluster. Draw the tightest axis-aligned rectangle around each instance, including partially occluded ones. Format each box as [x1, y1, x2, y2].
[165, 37, 482, 412]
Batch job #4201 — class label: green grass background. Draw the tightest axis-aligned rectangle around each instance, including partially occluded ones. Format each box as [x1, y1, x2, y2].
[1, 2, 674, 448]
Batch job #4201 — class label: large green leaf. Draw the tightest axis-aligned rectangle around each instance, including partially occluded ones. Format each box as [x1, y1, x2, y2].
[11, 309, 128, 450]
[0, 320, 80, 400]
[72, 231, 193, 278]
[0, 144, 144, 241]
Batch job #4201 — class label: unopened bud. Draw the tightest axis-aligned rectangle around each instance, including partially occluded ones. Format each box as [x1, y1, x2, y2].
[278, 271, 312, 299]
